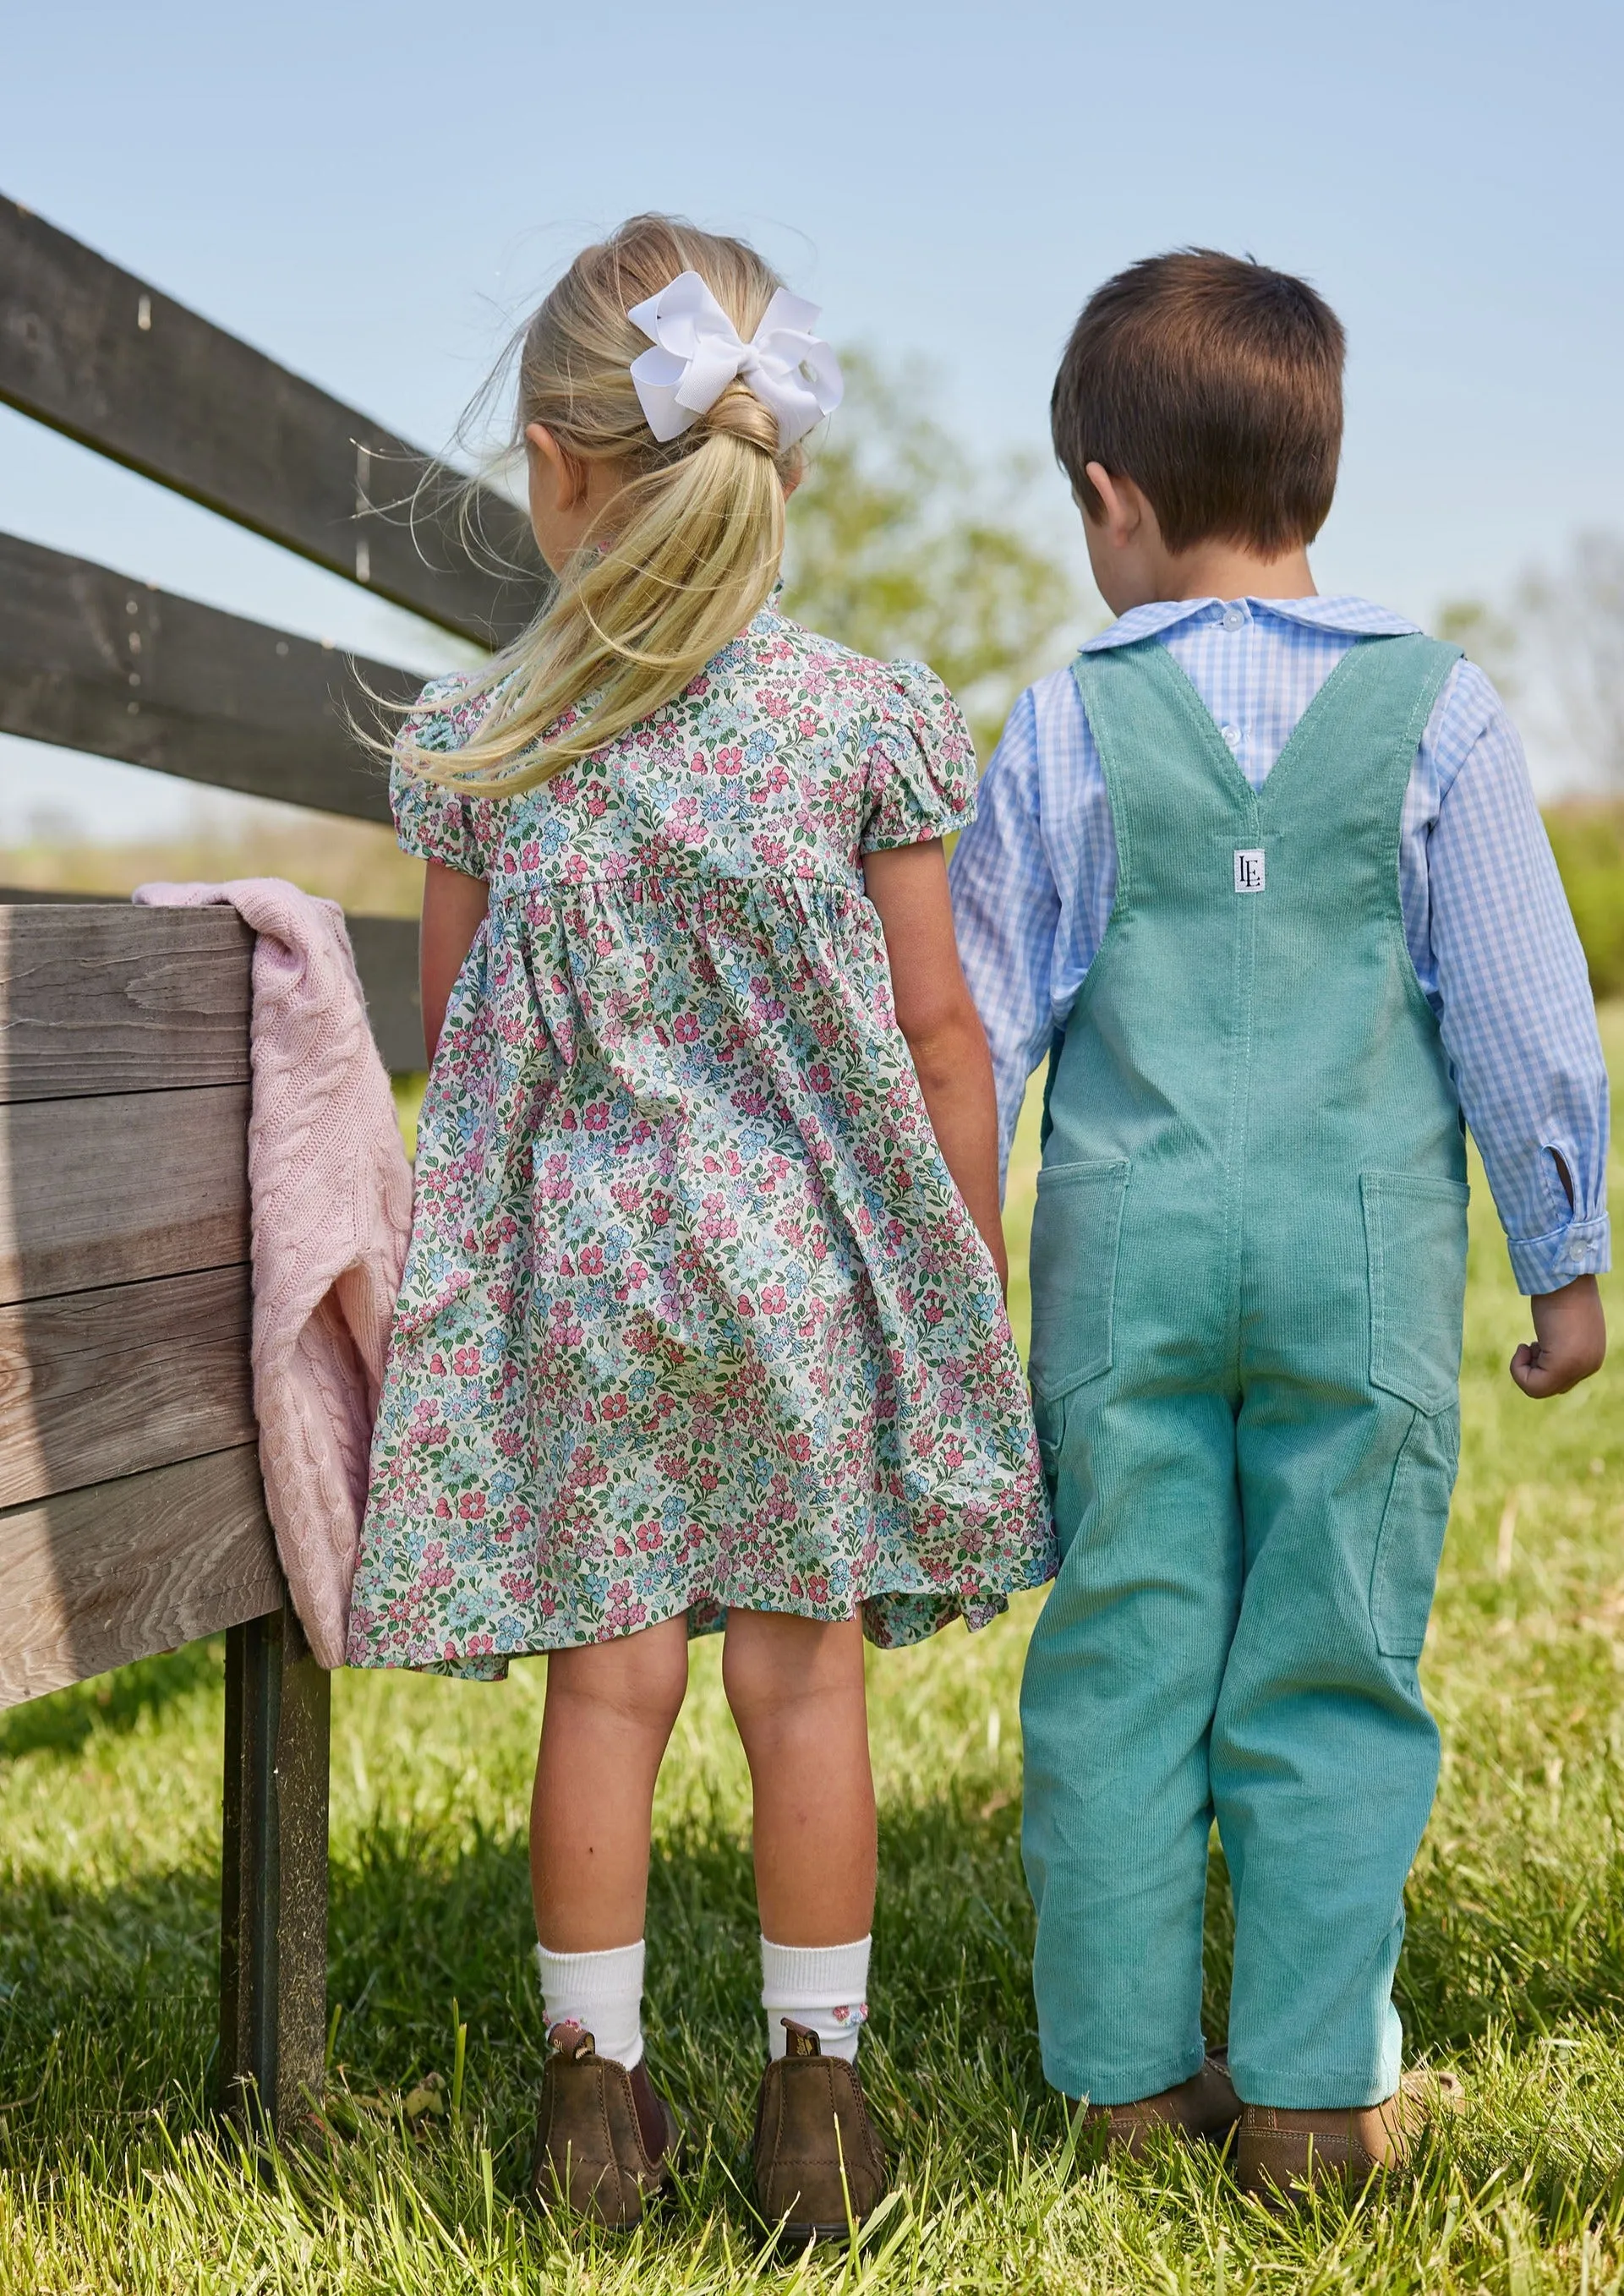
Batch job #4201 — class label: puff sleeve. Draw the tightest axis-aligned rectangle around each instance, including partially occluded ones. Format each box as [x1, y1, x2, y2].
[388, 675, 492, 878]
[859, 659, 980, 852]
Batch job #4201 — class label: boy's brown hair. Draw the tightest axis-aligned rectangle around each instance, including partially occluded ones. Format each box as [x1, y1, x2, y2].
[1051, 250, 1345, 556]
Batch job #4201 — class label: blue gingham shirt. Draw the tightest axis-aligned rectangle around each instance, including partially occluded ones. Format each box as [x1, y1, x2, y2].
[949, 594, 1610, 1295]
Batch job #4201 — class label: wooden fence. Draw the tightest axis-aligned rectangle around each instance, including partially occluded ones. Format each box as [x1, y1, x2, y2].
[0, 194, 545, 2125]
[0, 190, 546, 1066]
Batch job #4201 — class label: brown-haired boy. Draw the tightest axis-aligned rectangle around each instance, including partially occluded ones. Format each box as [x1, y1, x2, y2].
[950, 251, 1609, 2196]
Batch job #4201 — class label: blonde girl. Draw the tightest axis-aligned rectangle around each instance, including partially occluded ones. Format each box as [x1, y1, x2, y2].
[347, 214, 1053, 2239]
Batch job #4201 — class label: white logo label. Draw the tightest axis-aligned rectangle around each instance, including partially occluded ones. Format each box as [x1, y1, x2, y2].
[1233, 848, 1266, 894]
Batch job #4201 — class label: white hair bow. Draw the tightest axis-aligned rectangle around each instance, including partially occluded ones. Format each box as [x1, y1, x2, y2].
[627, 271, 843, 451]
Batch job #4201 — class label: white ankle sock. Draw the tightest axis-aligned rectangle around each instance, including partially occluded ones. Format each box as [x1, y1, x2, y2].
[535, 1939, 645, 2069]
[761, 1934, 871, 2063]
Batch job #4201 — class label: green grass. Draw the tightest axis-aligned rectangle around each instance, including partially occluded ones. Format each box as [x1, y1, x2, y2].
[4, 1020, 1624, 2292]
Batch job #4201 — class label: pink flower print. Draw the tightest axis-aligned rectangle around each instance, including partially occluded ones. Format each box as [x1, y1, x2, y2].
[699, 1194, 738, 1243]
[348, 615, 1053, 1676]
[458, 1491, 487, 1520]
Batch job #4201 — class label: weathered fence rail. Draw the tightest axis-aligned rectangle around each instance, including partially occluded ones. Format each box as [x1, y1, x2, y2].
[0, 882, 423, 1075]
[0, 528, 413, 822]
[0, 195, 539, 2128]
[1, 189, 549, 1078]
[0, 904, 329, 2123]
[0, 195, 538, 646]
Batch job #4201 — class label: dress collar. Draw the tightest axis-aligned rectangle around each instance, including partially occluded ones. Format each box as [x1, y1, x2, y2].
[1080, 594, 1422, 652]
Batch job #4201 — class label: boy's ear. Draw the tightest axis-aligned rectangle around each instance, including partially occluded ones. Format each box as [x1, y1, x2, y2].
[1083, 463, 1146, 548]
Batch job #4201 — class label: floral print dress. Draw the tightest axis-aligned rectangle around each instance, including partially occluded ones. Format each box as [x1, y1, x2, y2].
[347, 604, 1054, 1678]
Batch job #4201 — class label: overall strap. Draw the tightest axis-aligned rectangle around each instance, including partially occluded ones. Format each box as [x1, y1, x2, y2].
[1253, 631, 1462, 831]
[1070, 631, 1462, 913]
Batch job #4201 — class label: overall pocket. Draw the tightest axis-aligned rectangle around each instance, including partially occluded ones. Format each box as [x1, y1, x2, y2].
[1028, 1157, 1131, 1403]
[1370, 1403, 1461, 1659]
[1360, 1170, 1470, 1415]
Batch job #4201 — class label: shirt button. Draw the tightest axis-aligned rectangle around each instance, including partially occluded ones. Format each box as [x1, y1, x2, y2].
[1222, 724, 1241, 749]
[1222, 605, 1245, 631]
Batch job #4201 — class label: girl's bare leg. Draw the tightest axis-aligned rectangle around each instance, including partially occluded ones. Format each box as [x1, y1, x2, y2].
[529, 1615, 690, 1949]
[722, 1610, 877, 1944]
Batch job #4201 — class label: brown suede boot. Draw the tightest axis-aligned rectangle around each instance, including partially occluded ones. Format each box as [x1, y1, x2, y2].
[1074, 2050, 1242, 2158]
[752, 2020, 889, 2246]
[1234, 2067, 1462, 2203]
[530, 2022, 680, 2229]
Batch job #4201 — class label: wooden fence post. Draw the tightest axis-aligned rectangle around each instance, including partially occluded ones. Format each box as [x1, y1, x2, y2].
[219, 1601, 331, 2130]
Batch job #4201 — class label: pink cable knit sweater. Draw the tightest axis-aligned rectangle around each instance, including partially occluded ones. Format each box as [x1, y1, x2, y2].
[134, 880, 413, 1667]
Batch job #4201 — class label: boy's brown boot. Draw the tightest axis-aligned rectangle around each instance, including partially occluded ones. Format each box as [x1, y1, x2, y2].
[751, 2020, 889, 2246]
[1234, 2067, 1462, 2203]
[1074, 2050, 1242, 2158]
[530, 2022, 680, 2229]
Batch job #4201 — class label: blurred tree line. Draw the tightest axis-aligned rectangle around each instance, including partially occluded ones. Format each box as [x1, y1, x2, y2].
[3, 350, 1079, 912]
[11, 366, 1624, 1014]
[1441, 533, 1624, 996]
[781, 349, 1078, 755]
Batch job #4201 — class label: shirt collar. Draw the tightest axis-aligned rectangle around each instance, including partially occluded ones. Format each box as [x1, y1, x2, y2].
[1079, 594, 1422, 651]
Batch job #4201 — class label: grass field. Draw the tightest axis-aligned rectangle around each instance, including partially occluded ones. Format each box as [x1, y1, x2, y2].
[3, 1018, 1624, 2293]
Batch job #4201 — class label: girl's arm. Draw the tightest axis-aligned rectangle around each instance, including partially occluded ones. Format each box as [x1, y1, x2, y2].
[863, 839, 1009, 1291]
[420, 857, 489, 1061]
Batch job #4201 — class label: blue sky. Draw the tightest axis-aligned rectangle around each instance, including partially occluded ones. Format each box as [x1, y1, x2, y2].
[3, 0, 1621, 832]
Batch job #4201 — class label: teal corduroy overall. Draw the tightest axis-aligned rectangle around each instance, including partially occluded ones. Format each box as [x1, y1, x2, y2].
[1020, 632, 1467, 2110]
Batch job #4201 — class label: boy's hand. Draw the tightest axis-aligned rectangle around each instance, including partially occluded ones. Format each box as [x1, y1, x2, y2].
[1510, 1274, 1606, 1398]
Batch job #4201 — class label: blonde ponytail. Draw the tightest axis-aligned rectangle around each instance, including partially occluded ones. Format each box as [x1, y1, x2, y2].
[406, 217, 804, 796]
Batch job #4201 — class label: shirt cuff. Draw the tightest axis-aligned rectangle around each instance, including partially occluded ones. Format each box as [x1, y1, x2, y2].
[1508, 1214, 1611, 1297]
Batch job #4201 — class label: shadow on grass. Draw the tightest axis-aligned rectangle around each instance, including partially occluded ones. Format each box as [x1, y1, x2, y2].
[7, 1768, 1624, 2226]
[0, 1643, 223, 1763]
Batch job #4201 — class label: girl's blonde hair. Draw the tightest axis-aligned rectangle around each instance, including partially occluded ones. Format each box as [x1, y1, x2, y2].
[407, 215, 803, 795]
